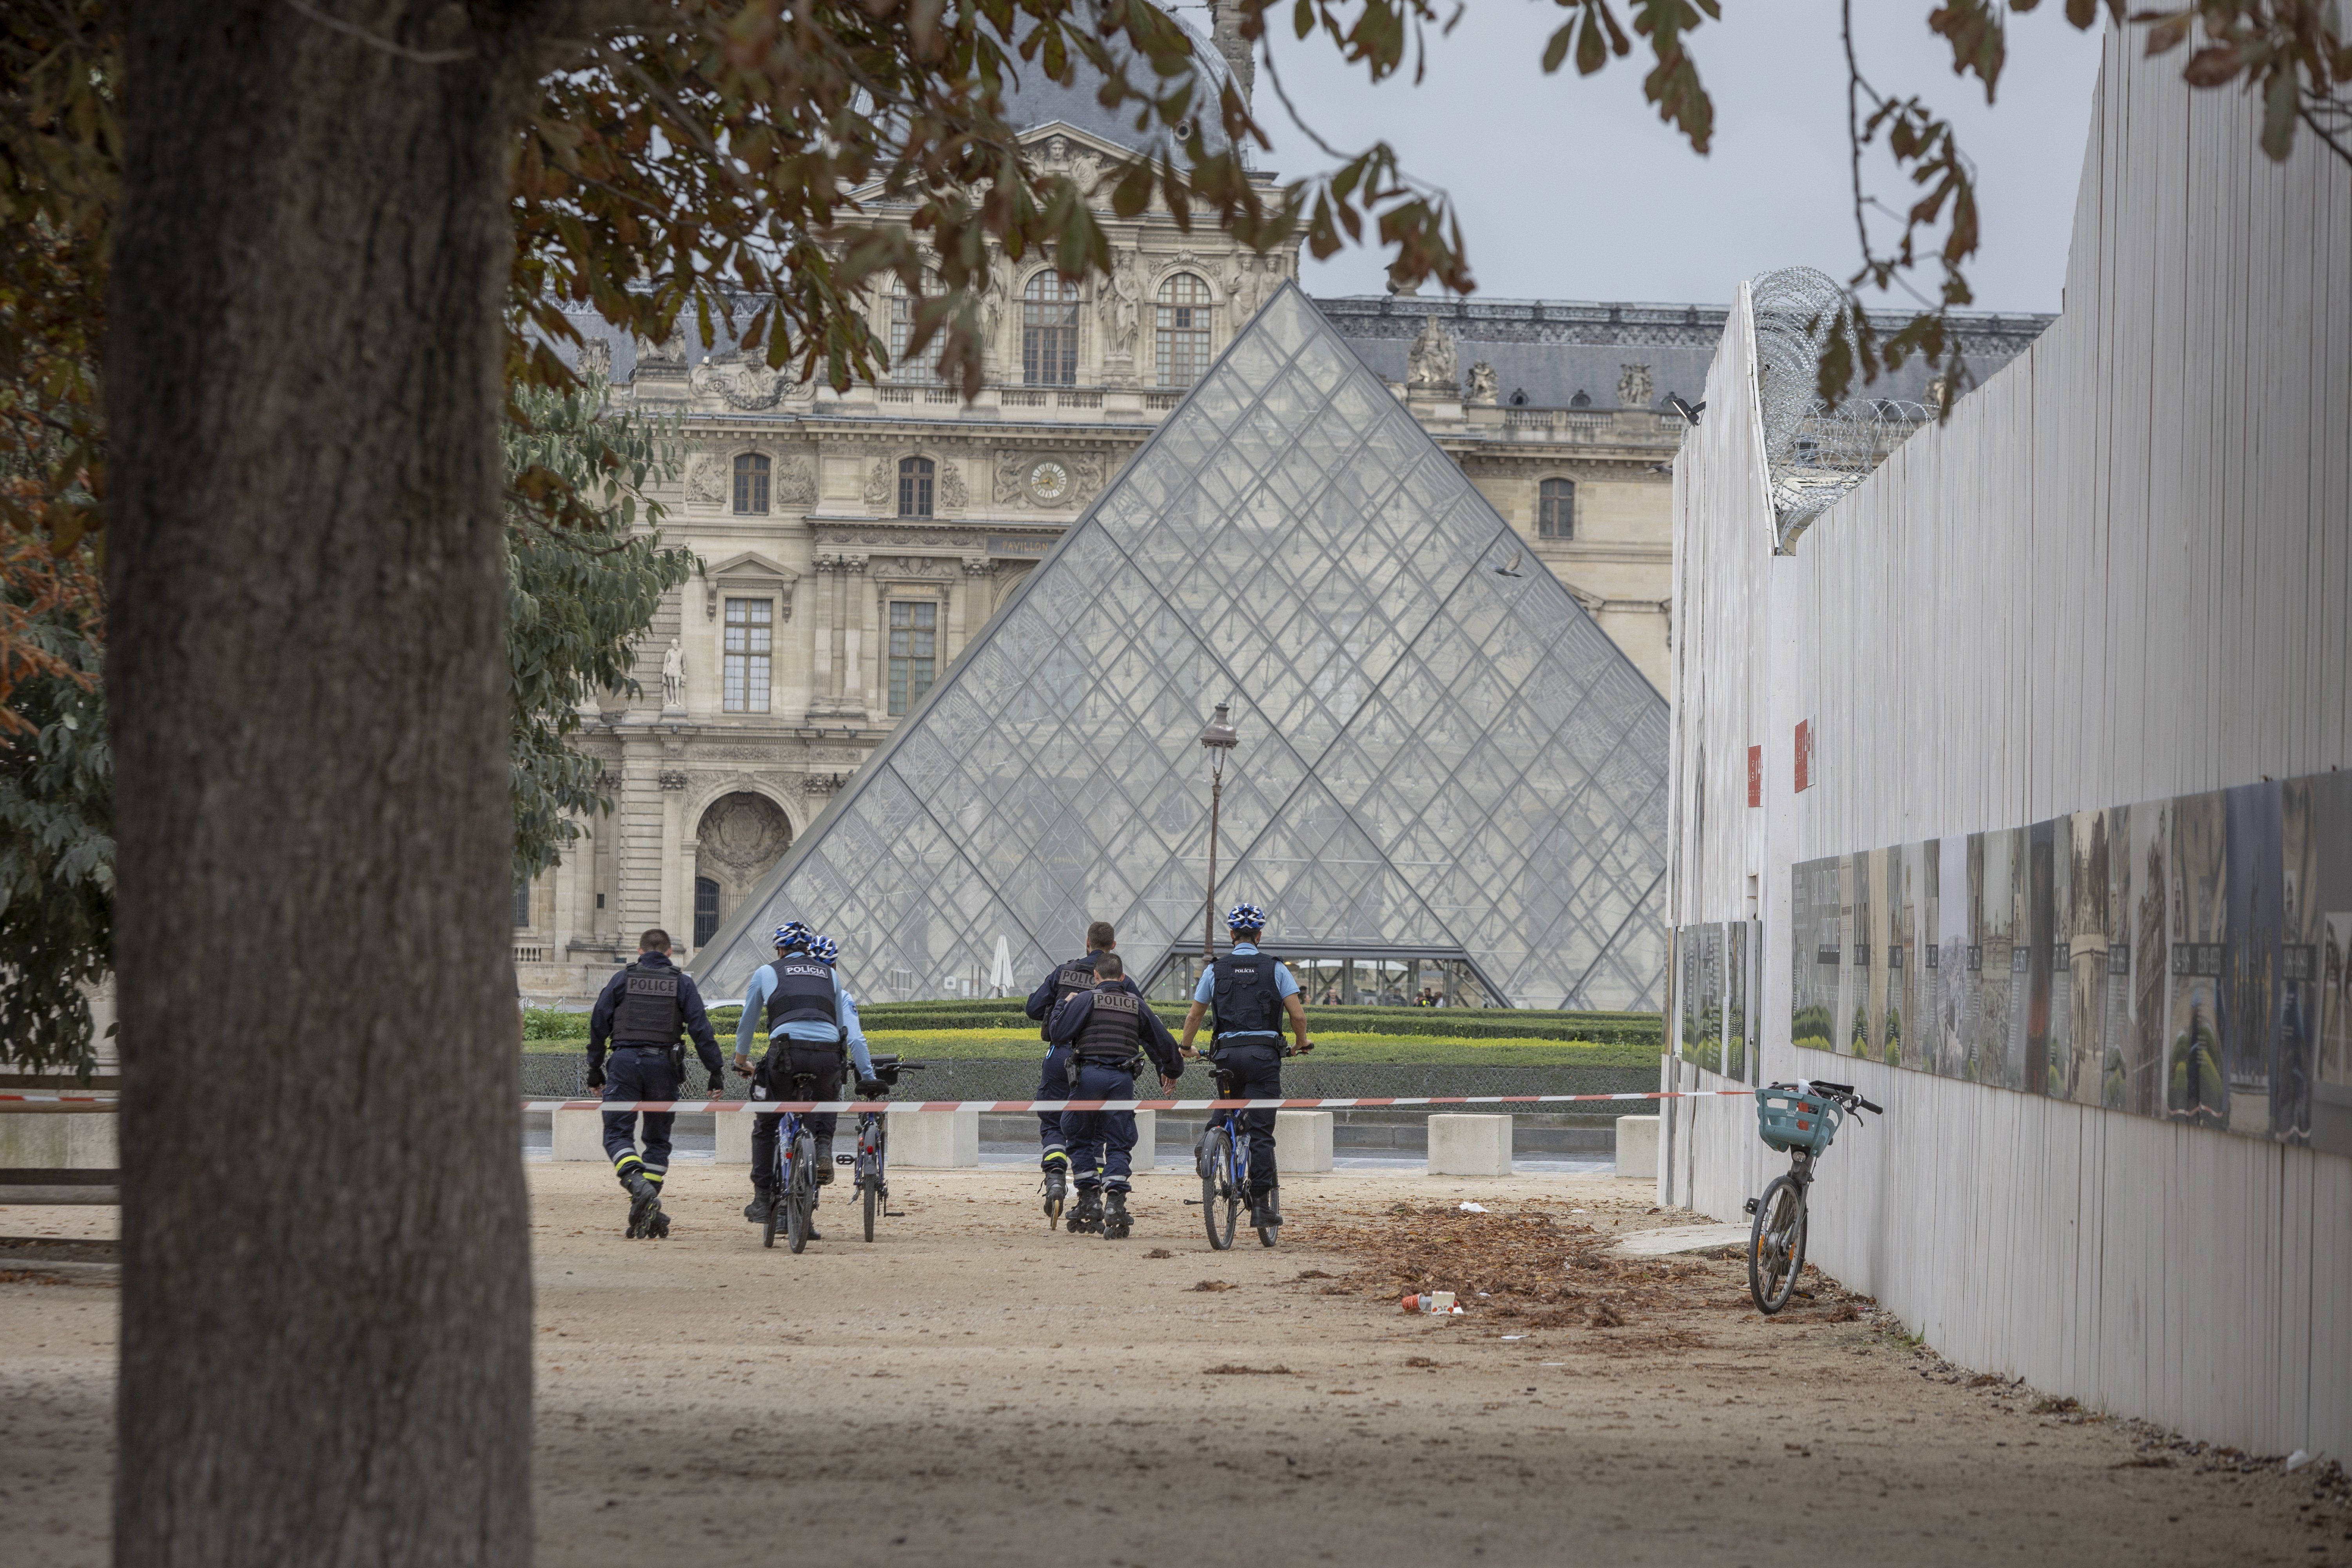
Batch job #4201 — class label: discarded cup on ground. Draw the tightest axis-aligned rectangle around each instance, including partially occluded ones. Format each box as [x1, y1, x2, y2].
[1400, 1291, 1460, 1314]
[1459, 1201, 1488, 1214]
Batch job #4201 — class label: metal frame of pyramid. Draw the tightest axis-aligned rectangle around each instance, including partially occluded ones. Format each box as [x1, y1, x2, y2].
[692, 284, 1669, 1009]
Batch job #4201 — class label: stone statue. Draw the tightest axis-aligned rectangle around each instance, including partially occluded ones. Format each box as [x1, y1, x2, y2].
[1406, 316, 1458, 392]
[1223, 255, 1260, 322]
[1465, 361, 1499, 407]
[1100, 252, 1142, 359]
[1617, 362, 1655, 408]
[635, 332, 686, 371]
[661, 639, 685, 710]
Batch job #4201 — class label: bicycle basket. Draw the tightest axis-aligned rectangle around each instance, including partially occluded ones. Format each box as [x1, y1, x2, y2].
[1755, 1086, 1844, 1154]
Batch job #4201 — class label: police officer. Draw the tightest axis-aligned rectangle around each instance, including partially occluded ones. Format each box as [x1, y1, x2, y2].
[1044, 951, 1181, 1238]
[1023, 919, 1118, 1220]
[1178, 903, 1314, 1230]
[587, 928, 725, 1239]
[733, 923, 880, 1230]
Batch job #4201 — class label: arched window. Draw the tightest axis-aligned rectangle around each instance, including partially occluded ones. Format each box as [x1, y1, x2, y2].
[693, 877, 720, 948]
[898, 456, 935, 518]
[1022, 273, 1081, 385]
[1155, 272, 1212, 388]
[1538, 478, 1575, 541]
[733, 452, 770, 514]
[889, 275, 942, 384]
[513, 877, 532, 928]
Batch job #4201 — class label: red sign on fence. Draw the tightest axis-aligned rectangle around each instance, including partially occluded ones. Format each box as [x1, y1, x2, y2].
[1747, 744, 1763, 807]
[1793, 720, 1813, 793]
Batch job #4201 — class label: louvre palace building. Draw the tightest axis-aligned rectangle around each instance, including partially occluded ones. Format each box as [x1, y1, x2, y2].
[517, 15, 2049, 1007]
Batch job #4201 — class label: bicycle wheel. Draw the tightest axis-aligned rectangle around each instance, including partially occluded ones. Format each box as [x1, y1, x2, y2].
[862, 1175, 878, 1242]
[1256, 1222, 1279, 1248]
[761, 1128, 784, 1249]
[1201, 1127, 1237, 1250]
[1747, 1175, 1806, 1314]
[787, 1131, 816, 1254]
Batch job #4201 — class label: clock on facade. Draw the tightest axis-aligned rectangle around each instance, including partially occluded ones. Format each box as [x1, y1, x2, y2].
[1027, 458, 1071, 505]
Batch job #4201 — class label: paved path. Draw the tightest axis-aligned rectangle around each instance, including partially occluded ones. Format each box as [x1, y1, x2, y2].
[1, 1167, 2341, 1566]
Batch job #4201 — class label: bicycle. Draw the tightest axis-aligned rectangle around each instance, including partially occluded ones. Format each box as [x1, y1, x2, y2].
[759, 1069, 822, 1254]
[1744, 1078, 1882, 1314]
[851, 1054, 925, 1243]
[1191, 1044, 1302, 1251]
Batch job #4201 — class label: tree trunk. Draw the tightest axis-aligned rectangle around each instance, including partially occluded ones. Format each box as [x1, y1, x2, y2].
[109, 6, 541, 1561]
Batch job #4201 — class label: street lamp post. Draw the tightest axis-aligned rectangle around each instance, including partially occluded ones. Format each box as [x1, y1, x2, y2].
[1199, 702, 1238, 967]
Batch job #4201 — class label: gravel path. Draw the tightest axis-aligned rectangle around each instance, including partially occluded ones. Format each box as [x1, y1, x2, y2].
[2, 1166, 2343, 1565]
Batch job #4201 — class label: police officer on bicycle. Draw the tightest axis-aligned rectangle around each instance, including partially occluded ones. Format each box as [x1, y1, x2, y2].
[1024, 919, 1118, 1220]
[1178, 903, 1313, 1230]
[588, 928, 726, 1238]
[733, 922, 880, 1229]
[1044, 951, 1181, 1238]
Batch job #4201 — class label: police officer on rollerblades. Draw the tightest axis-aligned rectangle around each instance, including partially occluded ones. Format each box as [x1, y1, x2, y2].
[1024, 919, 1118, 1223]
[587, 928, 726, 1238]
[1044, 951, 1181, 1238]
[1179, 904, 1313, 1230]
[733, 923, 880, 1235]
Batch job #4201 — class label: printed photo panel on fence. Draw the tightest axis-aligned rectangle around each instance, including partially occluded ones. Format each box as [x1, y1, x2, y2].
[1789, 767, 2352, 1157]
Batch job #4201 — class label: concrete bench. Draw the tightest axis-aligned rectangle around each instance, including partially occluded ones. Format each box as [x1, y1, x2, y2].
[1427, 1114, 1512, 1176]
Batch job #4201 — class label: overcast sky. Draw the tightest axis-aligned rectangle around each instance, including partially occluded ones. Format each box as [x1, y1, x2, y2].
[1210, 1, 2107, 313]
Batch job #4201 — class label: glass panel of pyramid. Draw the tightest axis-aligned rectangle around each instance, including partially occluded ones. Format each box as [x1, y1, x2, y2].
[693, 285, 1669, 1009]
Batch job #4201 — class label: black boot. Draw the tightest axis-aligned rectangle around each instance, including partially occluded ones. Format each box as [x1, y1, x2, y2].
[743, 1183, 776, 1224]
[1040, 1156, 1068, 1225]
[1067, 1188, 1104, 1235]
[1250, 1185, 1282, 1229]
[1102, 1189, 1132, 1240]
[815, 1134, 837, 1185]
[623, 1171, 662, 1238]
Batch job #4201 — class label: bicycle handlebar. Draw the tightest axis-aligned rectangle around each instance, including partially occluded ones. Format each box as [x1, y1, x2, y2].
[1770, 1078, 1884, 1118]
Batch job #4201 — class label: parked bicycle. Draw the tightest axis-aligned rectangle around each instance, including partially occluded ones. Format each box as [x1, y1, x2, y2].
[1191, 1045, 1301, 1251]
[1744, 1078, 1882, 1314]
[851, 1054, 925, 1243]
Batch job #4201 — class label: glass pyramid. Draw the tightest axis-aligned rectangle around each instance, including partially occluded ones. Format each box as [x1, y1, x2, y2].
[693, 285, 1669, 1009]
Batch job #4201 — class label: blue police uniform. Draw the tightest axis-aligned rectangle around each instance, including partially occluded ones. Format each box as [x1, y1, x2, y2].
[588, 952, 725, 1210]
[1024, 951, 1110, 1172]
[1196, 943, 1299, 1204]
[1045, 976, 1183, 1197]
[737, 952, 874, 1191]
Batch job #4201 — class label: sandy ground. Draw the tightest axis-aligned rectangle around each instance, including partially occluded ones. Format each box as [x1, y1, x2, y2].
[3, 1164, 2346, 1567]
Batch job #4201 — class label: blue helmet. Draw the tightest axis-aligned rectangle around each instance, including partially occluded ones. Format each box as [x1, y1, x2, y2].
[771, 921, 813, 951]
[1225, 902, 1267, 933]
[806, 934, 841, 966]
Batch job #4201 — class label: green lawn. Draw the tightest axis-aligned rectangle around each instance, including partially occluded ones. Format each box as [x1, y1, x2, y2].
[524, 1024, 1653, 1067]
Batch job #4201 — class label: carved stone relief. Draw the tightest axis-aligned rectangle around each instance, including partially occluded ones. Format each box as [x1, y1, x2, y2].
[689, 350, 789, 410]
[684, 452, 729, 506]
[993, 452, 1030, 508]
[863, 459, 893, 507]
[1465, 361, 1499, 407]
[1067, 452, 1106, 506]
[1617, 363, 1654, 408]
[938, 458, 968, 509]
[773, 454, 815, 506]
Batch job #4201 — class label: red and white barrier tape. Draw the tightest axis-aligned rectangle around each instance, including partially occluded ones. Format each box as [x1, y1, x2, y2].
[0, 1089, 1759, 1114]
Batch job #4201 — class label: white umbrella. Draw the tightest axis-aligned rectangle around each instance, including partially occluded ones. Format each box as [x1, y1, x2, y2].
[988, 935, 1015, 998]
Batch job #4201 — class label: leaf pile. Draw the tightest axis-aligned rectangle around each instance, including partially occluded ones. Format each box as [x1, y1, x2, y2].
[1291, 1202, 1764, 1330]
